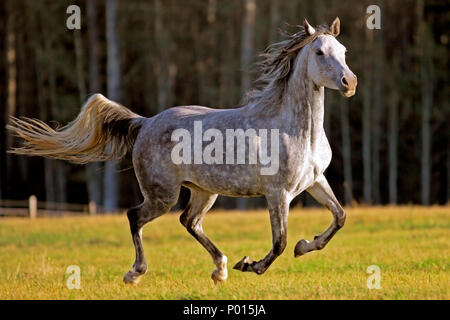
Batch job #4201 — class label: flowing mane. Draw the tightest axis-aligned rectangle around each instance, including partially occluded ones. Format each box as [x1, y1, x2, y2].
[243, 24, 334, 107]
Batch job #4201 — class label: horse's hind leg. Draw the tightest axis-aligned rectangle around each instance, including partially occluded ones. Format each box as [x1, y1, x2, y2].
[124, 187, 179, 285]
[179, 189, 227, 284]
[294, 174, 346, 257]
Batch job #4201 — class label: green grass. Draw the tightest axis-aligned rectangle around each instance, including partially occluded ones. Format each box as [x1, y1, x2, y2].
[0, 206, 448, 299]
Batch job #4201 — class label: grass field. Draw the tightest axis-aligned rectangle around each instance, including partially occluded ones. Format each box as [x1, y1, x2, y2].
[0, 206, 448, 299]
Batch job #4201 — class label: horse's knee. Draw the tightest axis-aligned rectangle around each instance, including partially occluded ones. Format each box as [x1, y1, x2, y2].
[273, 235, 287, 256]
[335, 208, 346, 229]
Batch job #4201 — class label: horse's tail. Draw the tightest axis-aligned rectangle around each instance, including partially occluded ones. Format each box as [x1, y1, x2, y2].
[7, 94, 145, 164]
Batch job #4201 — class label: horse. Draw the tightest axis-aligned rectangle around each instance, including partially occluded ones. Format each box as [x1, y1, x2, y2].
[7, 18, 357, 285]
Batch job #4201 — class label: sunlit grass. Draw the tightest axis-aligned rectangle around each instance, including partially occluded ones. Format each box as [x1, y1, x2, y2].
[0, 206, 448, 299]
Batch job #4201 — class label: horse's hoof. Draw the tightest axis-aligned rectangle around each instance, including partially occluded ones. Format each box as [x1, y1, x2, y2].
[123, 271, 143, 285]
[233, 256, 255, 272]
[211, 269, 227, 285]
[294, 239, 310, 257]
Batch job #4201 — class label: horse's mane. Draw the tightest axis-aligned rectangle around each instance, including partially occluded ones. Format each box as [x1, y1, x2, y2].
[242, 24, 334, 107]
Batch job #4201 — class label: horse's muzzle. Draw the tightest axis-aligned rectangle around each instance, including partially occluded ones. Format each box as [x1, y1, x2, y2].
[339, 72, 357, 97]
[340, 88, 356, 97]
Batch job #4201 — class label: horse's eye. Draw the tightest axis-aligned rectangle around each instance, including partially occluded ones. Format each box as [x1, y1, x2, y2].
[316, 50, 324, 56]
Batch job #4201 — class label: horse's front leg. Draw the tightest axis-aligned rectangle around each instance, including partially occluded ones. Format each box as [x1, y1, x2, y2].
[233, 193, 289, 275]
[294, 174, 346, 257]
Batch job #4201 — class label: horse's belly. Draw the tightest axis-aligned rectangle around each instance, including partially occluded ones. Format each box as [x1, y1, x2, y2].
[183, 164, 264, 197]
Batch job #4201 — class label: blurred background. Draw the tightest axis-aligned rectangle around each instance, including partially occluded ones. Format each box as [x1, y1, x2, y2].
[0, 0, 448, 214]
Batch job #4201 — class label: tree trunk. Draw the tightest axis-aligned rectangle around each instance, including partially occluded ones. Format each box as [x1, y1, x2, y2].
[143, 3, 154, 112]
[218, 3, 237, 108]
[420, 54, 432, 206]
[362, 28, 373, 205]
[104, 0, 120, 211]
[43, 22, 66, 209]
[5, 0, 16, 199]
[371, 26, 384, 205]
[55, 160, 67, 206]
[420, 75, 432, 205]
[418, 0, 433, 206]
[154, 0, 176, 112]
[193, 0, 217, 106]
[30, 3, 49, 204]
[74, 30, 86, 104]
[86, 0, 102, 207]
[388, 90, 399, 204]
[240, 0, 256, 94]
[44, 159, 56, 204]
[269, 0, 280, 44]
[6, 0, 16, 148]
[43, 38, 57, 206]
[340, 99, 353, 206]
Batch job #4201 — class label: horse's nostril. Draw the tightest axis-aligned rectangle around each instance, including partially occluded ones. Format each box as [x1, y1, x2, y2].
[341, 77, 348, 87]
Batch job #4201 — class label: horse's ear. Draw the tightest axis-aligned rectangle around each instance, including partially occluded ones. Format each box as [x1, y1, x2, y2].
[331, 17, 340, 37]
[303, 18, 316, 36]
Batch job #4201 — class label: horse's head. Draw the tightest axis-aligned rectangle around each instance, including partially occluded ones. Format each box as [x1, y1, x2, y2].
[304, 18, 357, 97]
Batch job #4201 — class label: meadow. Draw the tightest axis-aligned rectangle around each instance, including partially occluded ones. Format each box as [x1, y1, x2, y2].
[0, 206, 448, 300]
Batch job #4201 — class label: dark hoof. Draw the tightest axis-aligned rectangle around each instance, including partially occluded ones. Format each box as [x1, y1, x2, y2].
[123, 271, 143, 285]
[294, 239, 310, 257]
[233, 256, 256, 272]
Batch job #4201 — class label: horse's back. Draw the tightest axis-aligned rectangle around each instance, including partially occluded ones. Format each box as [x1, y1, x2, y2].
[157, 105, 225, 118]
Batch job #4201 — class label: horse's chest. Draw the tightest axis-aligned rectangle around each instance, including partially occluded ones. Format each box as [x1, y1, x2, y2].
[310, 138, 332, 176]
[284, 137, 332, 196]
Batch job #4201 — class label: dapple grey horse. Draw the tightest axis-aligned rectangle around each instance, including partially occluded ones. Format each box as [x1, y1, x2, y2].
[8, 18, 357, 285]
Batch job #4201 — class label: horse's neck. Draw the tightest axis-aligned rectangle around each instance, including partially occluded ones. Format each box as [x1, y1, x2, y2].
[282, 56, 325, 144]
[242, 48, 325, 143]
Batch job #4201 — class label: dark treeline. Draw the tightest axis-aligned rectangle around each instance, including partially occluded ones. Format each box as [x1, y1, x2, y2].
[0, 0, 448, 211]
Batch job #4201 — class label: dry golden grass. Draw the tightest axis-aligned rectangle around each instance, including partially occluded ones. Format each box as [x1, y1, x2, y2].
[0, 206, 448, 299]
